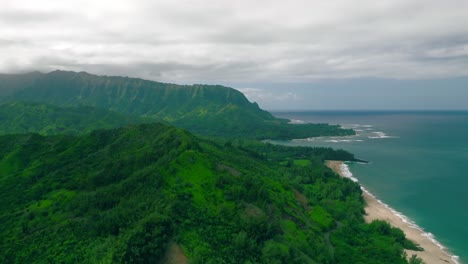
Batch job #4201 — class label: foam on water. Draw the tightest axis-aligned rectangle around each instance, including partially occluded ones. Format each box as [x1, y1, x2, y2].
[295, 123, 401, 142]
[368, 131, 399, 139]
[338, 163, 359, 182]
[324, 139, 364, 143]
[340, 162, 461, 264]
[303, 134, 361, 142]
[289, 119, 305, 124]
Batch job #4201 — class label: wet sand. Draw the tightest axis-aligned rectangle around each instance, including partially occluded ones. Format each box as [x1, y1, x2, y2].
[326, 160, 457, 264]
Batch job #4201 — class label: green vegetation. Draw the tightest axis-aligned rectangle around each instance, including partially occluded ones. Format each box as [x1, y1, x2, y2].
[0, 71, 42, 97]
[0, 102, 145, 135]
[0, 123, 422, 263]
[232, 139, 360, 162]
[0, 70, 424, 263]
[0, 71, 354, 139]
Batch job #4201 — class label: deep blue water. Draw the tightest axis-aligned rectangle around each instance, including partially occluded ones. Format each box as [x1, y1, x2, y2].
[271, 111, 468, 263]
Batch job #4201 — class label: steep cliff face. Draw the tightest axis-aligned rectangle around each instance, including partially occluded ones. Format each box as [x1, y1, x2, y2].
[0, 71, 43, 96]
[2, 70, 273, 121]
[0, 71, 354, 139]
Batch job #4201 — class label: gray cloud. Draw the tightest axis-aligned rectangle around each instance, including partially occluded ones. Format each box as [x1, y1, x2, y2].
[0, 8, 69, 25]
[1, 0, 468, 82]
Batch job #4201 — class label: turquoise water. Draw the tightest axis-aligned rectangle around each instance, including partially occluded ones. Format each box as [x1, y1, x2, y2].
[271, 111, 468, 263]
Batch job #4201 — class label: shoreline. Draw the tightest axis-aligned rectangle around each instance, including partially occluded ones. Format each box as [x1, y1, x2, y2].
[326, 160, 459, 264]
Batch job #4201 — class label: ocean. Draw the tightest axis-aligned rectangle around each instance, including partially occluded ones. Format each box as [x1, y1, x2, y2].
[270, 111, 468, 264]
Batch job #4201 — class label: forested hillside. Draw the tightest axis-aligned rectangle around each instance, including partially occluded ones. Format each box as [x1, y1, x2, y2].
[0, 71, 353, 139]
[0, 123, 420, 263]
[0, 102, 144, 135]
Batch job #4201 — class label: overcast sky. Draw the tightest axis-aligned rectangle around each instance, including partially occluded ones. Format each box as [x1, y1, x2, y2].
[1, 0, 467, 109]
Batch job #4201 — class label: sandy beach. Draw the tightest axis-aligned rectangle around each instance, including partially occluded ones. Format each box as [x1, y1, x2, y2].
[326, 160, 458, 264]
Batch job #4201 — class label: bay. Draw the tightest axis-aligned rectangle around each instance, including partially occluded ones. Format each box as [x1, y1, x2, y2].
[270, 111, 468, 263]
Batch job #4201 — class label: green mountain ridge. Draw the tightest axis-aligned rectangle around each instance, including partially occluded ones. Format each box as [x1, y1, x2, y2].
[0, 71, 353, 139]
[0, 102, 145, 135]
[0, 123, 420, 263]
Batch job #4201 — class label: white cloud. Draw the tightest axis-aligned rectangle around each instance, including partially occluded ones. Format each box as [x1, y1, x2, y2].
[1, 0, 468, 82]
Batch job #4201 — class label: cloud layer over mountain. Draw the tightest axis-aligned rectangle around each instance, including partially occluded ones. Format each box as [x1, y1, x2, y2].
[2, 0, 468, 83]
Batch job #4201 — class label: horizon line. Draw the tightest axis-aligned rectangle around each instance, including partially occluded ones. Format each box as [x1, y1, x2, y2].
[268, 109, 468, 112]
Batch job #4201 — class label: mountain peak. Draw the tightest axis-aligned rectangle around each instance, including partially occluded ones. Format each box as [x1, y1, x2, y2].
[0, 70, 353, 139]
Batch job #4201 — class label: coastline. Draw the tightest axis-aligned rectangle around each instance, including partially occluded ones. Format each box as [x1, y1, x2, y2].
[326, 160, 459, 264]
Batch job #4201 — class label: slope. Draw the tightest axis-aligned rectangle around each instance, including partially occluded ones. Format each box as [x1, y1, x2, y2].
[0, 102, 145, 135]
[0, 71, 354, 139]
[0, 123, 419, 263]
